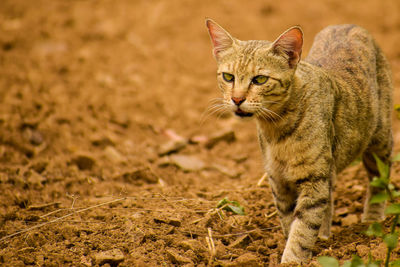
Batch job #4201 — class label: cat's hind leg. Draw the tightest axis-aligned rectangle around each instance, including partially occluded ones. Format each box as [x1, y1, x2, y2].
[318, 184, 334, 240]
[361, 134, 393, 222]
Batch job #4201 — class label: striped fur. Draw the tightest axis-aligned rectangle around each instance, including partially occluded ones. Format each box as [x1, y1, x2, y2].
[206, 19, 393, 264]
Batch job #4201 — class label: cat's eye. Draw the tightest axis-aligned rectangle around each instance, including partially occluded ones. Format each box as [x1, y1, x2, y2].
[222, 73, 235, 83]
[252, 75, 268, 85]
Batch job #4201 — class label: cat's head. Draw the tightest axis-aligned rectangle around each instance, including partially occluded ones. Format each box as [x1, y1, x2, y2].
[206, 19, 303, 120]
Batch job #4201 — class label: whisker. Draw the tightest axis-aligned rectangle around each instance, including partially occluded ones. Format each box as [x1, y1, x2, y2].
[200, 103, 230, 126]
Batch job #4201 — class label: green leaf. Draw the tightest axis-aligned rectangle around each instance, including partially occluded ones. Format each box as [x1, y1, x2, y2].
[216, 198, 245, 215]
[393, 153, 400, 162]
[384, 233, 398, 250]
[373, 154, 389, 179]
[370, 177, 388, 189]
[385, 204, 400, 215]
[370, 192, 389, 204]
[349, 255, 366, 267]
[392, 190, 400, 198]
[342, 261, 352, 267]
[365, 222, 384, 237]
[226, 204, 245, 215]
[317, 256, 339, 267]
[216, 198, 229, 208]
[390, 259, 400, 266]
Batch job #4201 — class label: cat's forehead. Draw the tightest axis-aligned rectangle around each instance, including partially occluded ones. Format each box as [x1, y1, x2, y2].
[218, 40, 284, 75]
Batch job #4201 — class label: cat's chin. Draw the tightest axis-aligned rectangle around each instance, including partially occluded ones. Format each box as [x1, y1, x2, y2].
[234, 110, 254, 119]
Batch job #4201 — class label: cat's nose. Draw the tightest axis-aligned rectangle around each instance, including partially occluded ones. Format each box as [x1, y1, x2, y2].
[231, 97, 246, 106]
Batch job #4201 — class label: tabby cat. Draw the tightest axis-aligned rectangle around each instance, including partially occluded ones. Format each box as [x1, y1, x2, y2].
[205, 19, 393, 263]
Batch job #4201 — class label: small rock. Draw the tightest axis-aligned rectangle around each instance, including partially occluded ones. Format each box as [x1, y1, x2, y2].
[93, 249, 124, 266]
[205, 130, 236, 149]
[160, 155, 205, 172]
[91, 136, 114, 148]
[189, 135, 208, 144]
[158, 140, 187, 156]
[341, 214, 358, 226]
[104, 146, 125, 163]
[118, 168, 158, 185]
[336, 207, 349, 216]
[212, 164, 241, 178]
[72, 155, 95, 170]
[166, 249, 193, 265]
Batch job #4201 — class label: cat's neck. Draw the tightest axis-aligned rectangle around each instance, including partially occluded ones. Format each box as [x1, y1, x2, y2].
[255, 71, 307, 143]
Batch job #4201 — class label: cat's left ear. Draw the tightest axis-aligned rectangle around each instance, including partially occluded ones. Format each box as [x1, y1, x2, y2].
[272, 26, 303, 68]
[205, 18, 235, 60]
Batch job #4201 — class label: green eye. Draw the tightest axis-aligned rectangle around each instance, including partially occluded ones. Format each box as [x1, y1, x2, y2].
[222, 73, 235, 82]
[252, 75, 268, 85]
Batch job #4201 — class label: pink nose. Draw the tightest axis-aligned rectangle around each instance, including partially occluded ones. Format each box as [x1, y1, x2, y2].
[231, 97, 245, 106]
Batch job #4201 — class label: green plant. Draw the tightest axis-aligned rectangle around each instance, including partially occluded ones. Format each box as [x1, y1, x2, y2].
[318, 153, 400, 267]
[216, 197, 245, 215]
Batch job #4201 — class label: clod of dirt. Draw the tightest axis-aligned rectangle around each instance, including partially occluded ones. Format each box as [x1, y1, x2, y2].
[29, 161, 48, 174]
[25, 170, 47, 189]
[229, 235, 251, 248]
[91, 136, 115, 148]
[159, 155, 205, 172]
[158, 140, 187, 156]
[22, 127, 44, 146]
[179, 239, 207, 253]
[93, 249, 124, 266]
[154, 215, 182, 227]
[71, 155, 96, 170]
[341, 214, 359, 226]
[226, 252, 262, 267]
[205, 130, 236, 149]
[166, 248, 193, 265]
[356, 244, 369, 257]
[117, 168, 158, 185]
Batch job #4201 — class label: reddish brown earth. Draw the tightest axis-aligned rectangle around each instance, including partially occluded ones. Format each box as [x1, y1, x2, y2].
[1, 0, 400, 266]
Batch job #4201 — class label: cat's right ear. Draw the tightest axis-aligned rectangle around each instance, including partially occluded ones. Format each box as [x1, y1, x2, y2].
[205, 19, 235, 60]
[272, 26, 303, 68]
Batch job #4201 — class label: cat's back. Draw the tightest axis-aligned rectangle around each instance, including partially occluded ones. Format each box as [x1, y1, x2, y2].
[305, 24, 378, 87]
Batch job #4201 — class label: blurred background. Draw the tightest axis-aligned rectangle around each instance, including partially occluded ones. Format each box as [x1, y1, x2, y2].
[0, 0, 399, 265]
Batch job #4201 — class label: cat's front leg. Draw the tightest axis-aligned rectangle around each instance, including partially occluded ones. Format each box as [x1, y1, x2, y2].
[281, 176, 330, 264]
[269, 177, 297, 237]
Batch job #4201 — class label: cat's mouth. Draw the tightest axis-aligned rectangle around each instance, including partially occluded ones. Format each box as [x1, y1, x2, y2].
[234, 108, 254, 117]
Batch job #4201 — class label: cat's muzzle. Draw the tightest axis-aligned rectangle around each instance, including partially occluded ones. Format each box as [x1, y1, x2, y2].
[234, 108, 254, 117]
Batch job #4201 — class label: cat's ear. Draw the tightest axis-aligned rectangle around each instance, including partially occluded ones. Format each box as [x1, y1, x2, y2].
[205, 18, 235, 60]
[272, 26, 303, 68]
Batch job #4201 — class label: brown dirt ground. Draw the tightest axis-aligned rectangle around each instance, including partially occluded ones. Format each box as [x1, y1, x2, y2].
[1, 0, 400, 266]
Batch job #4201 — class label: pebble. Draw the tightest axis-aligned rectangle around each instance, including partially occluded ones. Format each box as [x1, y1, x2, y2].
[211, 164, 241, 178]
[160, 155, 205, 172]
[341, 214, 358, 226]
[93, 249, 124, 266]
[72, 155, 95, 170]
[205, 130, 236, 149]
[104, 146, 125, 163]
[158, 140, 186, 156]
